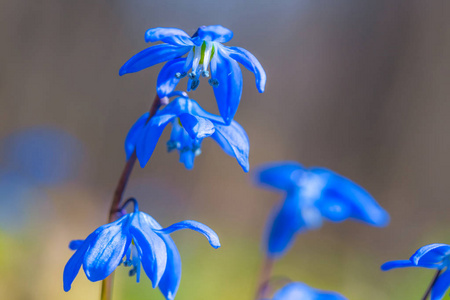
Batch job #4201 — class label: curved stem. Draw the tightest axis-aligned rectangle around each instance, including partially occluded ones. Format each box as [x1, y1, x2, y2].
[100, 94, 161, 300]
[422, 269, 442, 300]
[254, 256, 274, 300]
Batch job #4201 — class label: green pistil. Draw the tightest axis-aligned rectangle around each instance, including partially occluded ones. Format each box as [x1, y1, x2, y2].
[199, 42, 207, 65]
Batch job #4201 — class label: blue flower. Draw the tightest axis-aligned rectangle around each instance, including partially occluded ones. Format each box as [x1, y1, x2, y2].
[119, 25, 266, 124]
[381, 244, 450, 300]
[272, 282, 347, 300]
[254, 161, 389, 258]
[125, 95, 250, 172]
[63, 201, 220, 300]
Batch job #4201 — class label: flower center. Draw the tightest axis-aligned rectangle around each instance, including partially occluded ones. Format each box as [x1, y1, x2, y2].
[175, 41, 217, 91]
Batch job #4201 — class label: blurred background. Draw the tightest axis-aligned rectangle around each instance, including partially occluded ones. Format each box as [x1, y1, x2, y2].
[1, 0, 449, 299]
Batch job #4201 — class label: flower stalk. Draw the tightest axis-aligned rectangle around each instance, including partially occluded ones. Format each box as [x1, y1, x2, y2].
[422, 269, 443, 300]
[255, 256, 274, 300]
[101, 94, 162, 300]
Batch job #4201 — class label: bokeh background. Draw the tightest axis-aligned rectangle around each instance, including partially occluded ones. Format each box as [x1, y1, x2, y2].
[1, 0, 450, 299]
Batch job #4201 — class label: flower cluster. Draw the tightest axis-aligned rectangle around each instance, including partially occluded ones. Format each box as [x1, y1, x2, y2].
[254, 161, 389, 258]
[120, 25, 266, 124]
[64, 24, 265, 300]
[64, 198, 220, 300]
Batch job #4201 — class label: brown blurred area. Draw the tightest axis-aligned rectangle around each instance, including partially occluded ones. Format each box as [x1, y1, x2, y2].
[0, 0, 449, 299]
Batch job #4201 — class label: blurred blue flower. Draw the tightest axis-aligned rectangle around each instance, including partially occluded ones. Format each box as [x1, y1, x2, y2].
[272, 282, 347, 300]
[119, 25, 266, 124]
[254, 161, 389, 258]
[125, 95, 250, 172]
[64, 200, 220, 300]
[381, 243, 450, 300]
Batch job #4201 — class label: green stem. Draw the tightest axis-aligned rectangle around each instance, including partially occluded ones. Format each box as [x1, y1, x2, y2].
[100, 94, 161, 300]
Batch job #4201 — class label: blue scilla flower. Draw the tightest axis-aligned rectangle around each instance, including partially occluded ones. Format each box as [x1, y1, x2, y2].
[125, 95, 249, 171]
[272, 282, 347, 300]
[254, 161, 389, 258]
[382, 244, 450, 300]
[63, 198, 220, 300]
[119, 25, 266, 124]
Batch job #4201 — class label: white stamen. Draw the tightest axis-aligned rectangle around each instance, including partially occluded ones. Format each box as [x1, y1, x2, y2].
[202, 42, 213, 75]
[191, 45, 202, 73]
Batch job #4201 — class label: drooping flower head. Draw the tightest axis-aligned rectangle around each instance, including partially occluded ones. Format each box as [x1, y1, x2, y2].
[382, 244, 450, 300]
[63, 198, 220, 300]
[254, 161, 389, 258]
[119, 25, 266, 124]
[271, 282, 347, 300]
[125, 95, 250, 171]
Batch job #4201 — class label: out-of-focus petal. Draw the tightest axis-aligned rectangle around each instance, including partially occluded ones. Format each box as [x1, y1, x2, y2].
[157, 58, 186, 98]
[316, 197, 351, 222]
[63, 233, 98, 292]
[193, 25, 233, 45]
[312, 168, 389, 227]
[125, 113, 149, 160]
[254, 161, 304, 191]
[228, 46, 266, 93]
[273, 282, 347, 300]
[179, 113, 215, 139]
[68, 240, 84, 251]
[83, 217, 132, 282]
[212, 121, 249, 172]
[431, 269, 450, 300]
[130, 213, 167, 288]
[210, 47, 243, 125]
[266, 193, 308, 258]
[154, 220, 220, 249]
[145, 27, 194, 46]
[119, 44, 190, 76]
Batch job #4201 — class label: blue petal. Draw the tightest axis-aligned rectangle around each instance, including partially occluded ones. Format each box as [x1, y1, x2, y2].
[266, 191, 321, 258]
[381, 260, 415, 271]
[68, 240, 84, 251]
[83, 216, 132, 282]
[273, 282, 347, 300]
[125, 113, 149, 160]
[412, 244, 450, 267]
[212, 121, 249, 172]
[180, 150, 195, 170]
[145, 27, 194, 46]
[157, 235, 182, 300]
[157, 58, 186, 99]
[194, 25, 233, 45]
[311, 168, 390, 227]
[136, 114, 175, 167]
[316, 197, 351, 222]
[63, 233, 98, 292]
[228, 46, 266, 93]
[181, 98, 224, 123]
[210, 46, 243, 125]
[154, 220, 221, 249]
[136, 213, 182, 300]
[254, 161, 304, 191]
[179, 113, 215, 139]
[130, 212, 168, 288]
[431, 269, 450, 300]
[119, 44, 190, 76]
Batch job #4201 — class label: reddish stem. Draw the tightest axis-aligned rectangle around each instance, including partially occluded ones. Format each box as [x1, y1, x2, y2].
[255, 256, 275, 300]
